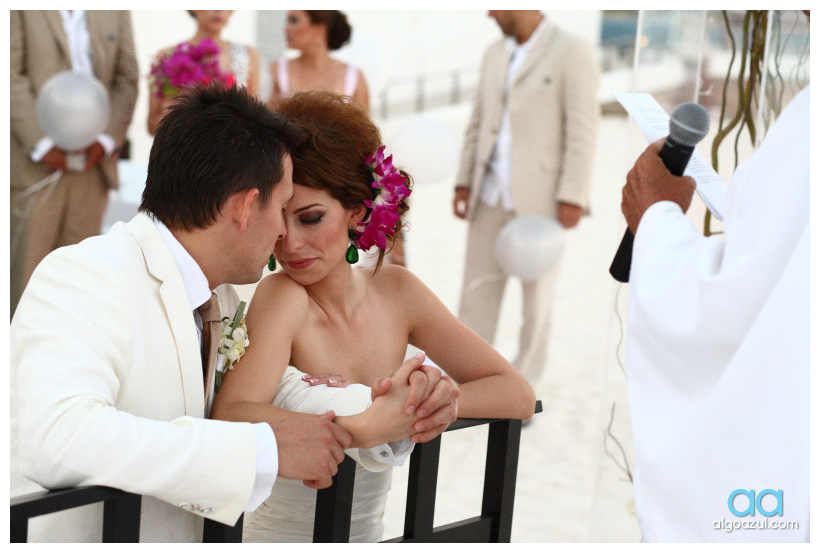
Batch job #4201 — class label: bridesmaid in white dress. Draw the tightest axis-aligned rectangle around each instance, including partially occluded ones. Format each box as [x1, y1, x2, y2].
[211, 92, 536, 542]
[268, 10, 369, 111]
[147, 10, 261, 135]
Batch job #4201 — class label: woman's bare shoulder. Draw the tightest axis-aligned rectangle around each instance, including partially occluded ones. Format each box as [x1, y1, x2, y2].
[248, 273, 310, 324]
[254, 272, 308, 300]
[370, 264, 430, 299]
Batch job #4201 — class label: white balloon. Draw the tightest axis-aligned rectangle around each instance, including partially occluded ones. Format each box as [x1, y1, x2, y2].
[495, 215, 566, 281]
[389, 116, 458, 186]
[36, 71, 111, 152]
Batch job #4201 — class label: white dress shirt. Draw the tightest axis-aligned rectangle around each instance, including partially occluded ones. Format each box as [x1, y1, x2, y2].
[30, 10, 115, 162]
[481, 15, 548, 211]
[154, 217, 278, 512]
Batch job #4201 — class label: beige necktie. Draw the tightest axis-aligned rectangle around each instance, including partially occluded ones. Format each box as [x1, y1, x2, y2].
[197, 293, 221, 402]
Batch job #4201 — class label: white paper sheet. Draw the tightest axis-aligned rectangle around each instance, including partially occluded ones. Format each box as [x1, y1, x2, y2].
[615, 92, 727, 220]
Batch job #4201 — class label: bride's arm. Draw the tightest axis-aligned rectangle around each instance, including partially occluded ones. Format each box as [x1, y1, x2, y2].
[211, 275, 448, 449]
[394, 267, 536, 420]
[210, 275, 311, 425]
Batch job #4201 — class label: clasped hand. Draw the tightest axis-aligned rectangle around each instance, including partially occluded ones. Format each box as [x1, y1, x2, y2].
[42, 142, 106, 173]
[366, 351, 459, 446]
[304, 351, 460, 446]
[277, 352, 458, 489]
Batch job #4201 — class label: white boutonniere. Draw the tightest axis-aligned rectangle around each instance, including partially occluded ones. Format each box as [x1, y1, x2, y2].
[216, 301, 249, 391]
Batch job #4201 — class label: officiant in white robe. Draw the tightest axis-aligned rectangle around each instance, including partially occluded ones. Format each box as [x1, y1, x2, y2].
[620, 84, 809, 542]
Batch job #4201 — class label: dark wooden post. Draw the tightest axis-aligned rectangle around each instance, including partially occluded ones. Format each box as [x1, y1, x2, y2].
[402, 435, 442, 540]
[313, 455, 356, 542]
[482, 419, 523, 542]
[203, 513, 243, 543]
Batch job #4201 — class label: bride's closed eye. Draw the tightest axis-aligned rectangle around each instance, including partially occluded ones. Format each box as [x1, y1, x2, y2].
[300, 213, 324, 225]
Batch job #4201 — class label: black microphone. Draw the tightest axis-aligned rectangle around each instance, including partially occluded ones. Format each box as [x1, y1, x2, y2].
[609, 102, 710, 283]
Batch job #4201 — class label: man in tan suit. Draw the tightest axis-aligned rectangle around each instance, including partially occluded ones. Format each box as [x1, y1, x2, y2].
[10, 10, 139, 317]
[11, 86, 458, 542]
[453, 11, 599, 388]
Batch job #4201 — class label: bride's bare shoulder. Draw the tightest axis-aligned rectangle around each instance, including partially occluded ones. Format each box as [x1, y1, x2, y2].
[370, 264, 430, 298]
[247, 273, 309, 320]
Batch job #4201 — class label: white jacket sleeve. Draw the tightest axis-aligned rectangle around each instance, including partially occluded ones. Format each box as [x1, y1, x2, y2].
[11, 243, 258, 526]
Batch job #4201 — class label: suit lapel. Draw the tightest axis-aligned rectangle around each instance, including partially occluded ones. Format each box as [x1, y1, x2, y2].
[85, 11, 114, 81]
[128, 213, 206, 417]
[85, 11, 104, 78]
[44, 11, 71, 63]
[512, 22, 557, 86]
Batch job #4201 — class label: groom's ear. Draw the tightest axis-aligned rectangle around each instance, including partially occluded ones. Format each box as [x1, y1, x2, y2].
[232, 188, 260, 231]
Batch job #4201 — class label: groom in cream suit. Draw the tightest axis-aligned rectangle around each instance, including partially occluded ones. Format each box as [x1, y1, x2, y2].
[11, 86, 458, 542]
[10, 10, 139, 317]
[453, 11, 599, 388]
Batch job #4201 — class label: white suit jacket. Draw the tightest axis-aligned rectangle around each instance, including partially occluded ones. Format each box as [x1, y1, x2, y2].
[11, 212, 257, 542]
[456, 21, 600, 219]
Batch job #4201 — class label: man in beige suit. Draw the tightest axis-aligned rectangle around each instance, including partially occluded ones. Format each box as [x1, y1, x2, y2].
[10, 10, 139, 317]
[453, 10, 599, 389]
[11, 86, 458, 542]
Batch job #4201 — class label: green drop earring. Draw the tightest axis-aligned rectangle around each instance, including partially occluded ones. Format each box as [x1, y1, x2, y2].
[345, 229, 359, 264]
[268, 255, 276, 271]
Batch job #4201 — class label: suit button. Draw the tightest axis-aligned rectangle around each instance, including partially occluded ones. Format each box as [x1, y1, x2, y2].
[179, 503, 212, 515]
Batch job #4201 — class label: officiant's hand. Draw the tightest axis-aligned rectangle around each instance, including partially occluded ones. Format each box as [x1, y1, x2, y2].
[271, 411, 352, 489]
[622, 139, 696, 233]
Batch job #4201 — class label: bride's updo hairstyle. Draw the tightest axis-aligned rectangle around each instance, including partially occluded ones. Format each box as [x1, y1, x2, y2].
[306, 10, 352, 51]
[277, 91, 411, 268]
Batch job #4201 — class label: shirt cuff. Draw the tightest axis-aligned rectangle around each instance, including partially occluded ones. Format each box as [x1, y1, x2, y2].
[356, 438, 414, 472]
[245, 422, 278, 512]
[96, 133, 116, 156]
[30, 137, 55, 162]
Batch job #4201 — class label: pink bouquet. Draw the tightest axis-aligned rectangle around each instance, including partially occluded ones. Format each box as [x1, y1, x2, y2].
[149, 37, 235, 99]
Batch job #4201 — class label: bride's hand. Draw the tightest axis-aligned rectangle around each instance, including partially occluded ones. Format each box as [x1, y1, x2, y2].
[353, 384, 420, 448]
[339, 354, 428, 449]
[302, 374, 349, 387]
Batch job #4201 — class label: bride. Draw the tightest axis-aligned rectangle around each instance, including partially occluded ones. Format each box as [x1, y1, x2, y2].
[210, 91, 536, 542]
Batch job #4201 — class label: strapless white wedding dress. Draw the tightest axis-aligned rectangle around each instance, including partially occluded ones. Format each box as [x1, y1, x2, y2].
[242, 367, 412, 542]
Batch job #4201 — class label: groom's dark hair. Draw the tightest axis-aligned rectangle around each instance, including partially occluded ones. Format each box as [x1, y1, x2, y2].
[141, 84, 301, 230]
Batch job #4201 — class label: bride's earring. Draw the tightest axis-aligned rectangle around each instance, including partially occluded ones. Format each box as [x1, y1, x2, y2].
[268, 255, 276, 271]
[345, 229, 359, 264]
